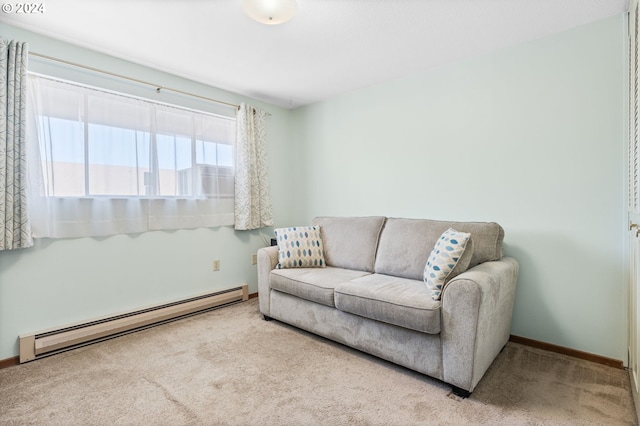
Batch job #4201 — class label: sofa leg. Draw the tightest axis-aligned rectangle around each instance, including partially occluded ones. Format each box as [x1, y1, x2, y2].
[263, 315, 273, 321]
[451, 386, 471, 398]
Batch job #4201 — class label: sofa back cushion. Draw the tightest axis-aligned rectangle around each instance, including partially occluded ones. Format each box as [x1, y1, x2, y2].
[312, 216, 386, 273]
[374, 218, 504, 281]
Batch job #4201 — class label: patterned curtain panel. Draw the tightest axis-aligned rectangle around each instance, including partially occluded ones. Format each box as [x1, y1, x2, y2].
[234, 103, 274, 230]
[0, 38, 32, 250]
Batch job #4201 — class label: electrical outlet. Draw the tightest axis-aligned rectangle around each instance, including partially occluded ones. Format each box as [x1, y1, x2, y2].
[252, 254, 257, 265]
[213, 259, 220, 271]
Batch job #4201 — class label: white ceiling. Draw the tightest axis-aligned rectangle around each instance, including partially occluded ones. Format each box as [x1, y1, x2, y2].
[0, 0, 629, 109]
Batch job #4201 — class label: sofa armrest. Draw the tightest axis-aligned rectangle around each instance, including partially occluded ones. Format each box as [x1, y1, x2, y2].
[440, 257, 519, 392]
[257, 246, 279, 316]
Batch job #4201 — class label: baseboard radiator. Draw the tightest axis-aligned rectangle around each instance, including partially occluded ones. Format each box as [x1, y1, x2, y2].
[19, 284, 249, 363]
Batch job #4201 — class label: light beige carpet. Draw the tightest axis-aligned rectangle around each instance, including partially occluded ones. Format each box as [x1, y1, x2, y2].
[0, 298, 636, 425]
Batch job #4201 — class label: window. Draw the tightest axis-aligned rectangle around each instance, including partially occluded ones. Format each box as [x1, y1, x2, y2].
[27, 74, 237, 238]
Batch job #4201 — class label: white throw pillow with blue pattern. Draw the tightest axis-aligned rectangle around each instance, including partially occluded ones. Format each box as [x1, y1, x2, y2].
[424, 228, 471, 300]
[274, 226, 326, 269]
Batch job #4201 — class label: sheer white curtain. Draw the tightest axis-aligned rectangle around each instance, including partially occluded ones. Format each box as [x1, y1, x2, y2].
[0, 38, 33, 250]
[234, 103, 273, 230]
[26, 74, 235, 238]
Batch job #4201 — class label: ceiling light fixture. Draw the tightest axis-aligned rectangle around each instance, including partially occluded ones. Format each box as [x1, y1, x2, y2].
[242, 0, 298, 25]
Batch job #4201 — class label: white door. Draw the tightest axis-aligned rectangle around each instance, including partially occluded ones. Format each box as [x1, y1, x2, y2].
[628, 222, 639, 400]
[628, 1, 640, 420]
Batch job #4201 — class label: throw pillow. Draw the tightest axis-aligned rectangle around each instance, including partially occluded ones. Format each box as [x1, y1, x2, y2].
[424, 228, 472, 301]
[274, 226, 326, 269]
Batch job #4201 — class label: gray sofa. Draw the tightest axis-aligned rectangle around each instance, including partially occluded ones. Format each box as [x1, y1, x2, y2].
[257, 216, 519, 397]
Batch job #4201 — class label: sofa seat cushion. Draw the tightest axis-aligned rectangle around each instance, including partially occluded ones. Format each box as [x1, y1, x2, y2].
[270, 267, 371, 307]
[334, 274, 441, 334]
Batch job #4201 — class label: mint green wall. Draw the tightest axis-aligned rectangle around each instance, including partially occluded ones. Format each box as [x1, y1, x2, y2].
[292, 16, 626, 361]
[0, 16, 628, 363]
[0, 25, 294, 359]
